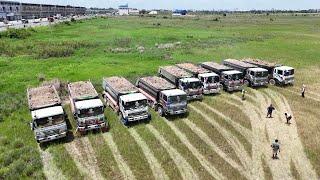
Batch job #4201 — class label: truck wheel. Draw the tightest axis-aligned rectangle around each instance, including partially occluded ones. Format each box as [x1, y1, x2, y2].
[269, 79, 276, 86]
[244, 80, 250, 87]
[158, 107, 164, 117]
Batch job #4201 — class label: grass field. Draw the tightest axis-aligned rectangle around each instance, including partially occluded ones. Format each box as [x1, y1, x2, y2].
[0, 14, 320, 179]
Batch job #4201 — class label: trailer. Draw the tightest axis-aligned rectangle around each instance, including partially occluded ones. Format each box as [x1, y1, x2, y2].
[137, 76, 187, 116]
[27, 85, 67, 143]
[68, 81, 108, 134]
[243, 58, 294, 85]
[200, 61, 244, 92]
[102, 77, 150, 125]
[222, 59, 269, 87]
[159, 66, 203, 100]
[176, 63, 221, 94]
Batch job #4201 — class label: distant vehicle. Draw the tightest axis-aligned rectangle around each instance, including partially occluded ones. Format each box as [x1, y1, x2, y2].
[137, 76, 188, 117]
[21, 19, 29, 24]
[33, 19, 41, 23]
[201, 62, 244, 92]
[223, 59, 269, 87]
[159, 66, 203, 101]
[244, 59, 294, 85]
[48, 17, 54, 22]
[102, 77, 151, 125]
[27, 85, 67, 143]
[68, 81, 108, 135]
[176, 63, 221, 94]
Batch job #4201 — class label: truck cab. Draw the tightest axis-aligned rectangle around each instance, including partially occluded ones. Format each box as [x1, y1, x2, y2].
[245, 68, 269, 87]
[74, 98, 107, 132]
[198, 73, 221, 94]
[179, 78, 203, 100]
[157, 89, 188, 116]
[118, 93, 150, 125]
[273, 66, 295, 85]
[221, 70, 244, 92]
[31, 106, 67, 143]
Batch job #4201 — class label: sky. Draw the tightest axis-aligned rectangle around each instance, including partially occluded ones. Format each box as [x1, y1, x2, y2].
[17, 0, 320, 10]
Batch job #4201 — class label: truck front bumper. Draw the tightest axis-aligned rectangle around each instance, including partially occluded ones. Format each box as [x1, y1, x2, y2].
[128, 114, 150, 122]
[167, 108, 187, 115]
[78, 122, 107, 132]
[187, 94, 203, 101]
[227, 85, 243, 92]
[252, 81, 268, 87]
[36, 132, 67, 143]
[284, 79, 294, 85]
[203, 88, 220, 95]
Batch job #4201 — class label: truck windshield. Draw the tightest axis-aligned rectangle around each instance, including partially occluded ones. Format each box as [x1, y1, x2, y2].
[168, 95, 187, 103]
[255, 71, 269, 78]
[231, 74, 243, 80]
[78, 107, 104, 118]
[123, 99, 147, 110]
[284, 69, 294, 76]
[203, 76, 220, 83]
[186, 81, 202, 89]
[35, 114, 64, 128]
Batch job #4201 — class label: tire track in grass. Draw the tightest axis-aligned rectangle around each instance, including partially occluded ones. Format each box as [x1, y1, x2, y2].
[163, 119, 225, 180]
[199, 102, 252, 141]
[273, 86, 320, 103]
[39, 147, 66, 180]
[265, 89, 318, 180]
[128, 128, 169, 180]
[189, 104, 252, 172]
[146, 124, 199, 180]
[183, 118, 248, 178]
[103, 133, 136, 180]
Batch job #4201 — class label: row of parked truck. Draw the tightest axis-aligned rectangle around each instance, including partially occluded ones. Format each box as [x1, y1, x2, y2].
[27, 59, 295, 143]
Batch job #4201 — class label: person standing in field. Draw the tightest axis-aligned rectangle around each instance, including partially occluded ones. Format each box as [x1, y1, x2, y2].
[271, 139, 280, 159]
[285, 113, 292, 124]
[241, 89, 247, 101]
[301, 84, 306, 98]
[266, 104, 275, 118]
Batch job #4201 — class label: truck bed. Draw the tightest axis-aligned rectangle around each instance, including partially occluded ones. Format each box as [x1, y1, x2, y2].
[160, 66, 191, 78]
[27, 85, 61, 110]
[243, 58, 277, 69]
[103, 76, 138, 97]
[200, 62, 233, 74]
[176, 63, 209, 75]
[223, 59, 257, 69]
[139, 76, 175, 91]
[68, 81, 98, 101]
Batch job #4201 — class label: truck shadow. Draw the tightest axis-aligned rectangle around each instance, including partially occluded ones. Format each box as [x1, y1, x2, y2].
[39, 131, 75, 150]
[166, 112, 189, 122]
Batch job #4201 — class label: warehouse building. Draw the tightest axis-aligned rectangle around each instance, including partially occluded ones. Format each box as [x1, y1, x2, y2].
[0, 1, 86, 21]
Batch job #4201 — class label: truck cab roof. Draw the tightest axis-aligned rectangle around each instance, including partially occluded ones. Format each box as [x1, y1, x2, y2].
[222, 70, 243, 75]
[198, 72, 219, 78]
[162, 89, 186, 97]
[75, 99, 103, 110]
[275, 66, 294, 71]
[180, 77, 201, 83]
[120, 93, 147, 103]
[248, 67, 268, 72]
[31, 106, 64, 120]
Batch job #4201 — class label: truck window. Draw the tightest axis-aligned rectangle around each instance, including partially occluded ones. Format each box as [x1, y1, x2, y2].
[256, 71, 268, 78]
[78, 107, 103, 118]
[231, 74, 242, 80]
[284, 69, 294, 76]
[277, 70, 283, 75]
[35, 114, 64, 128]
[123, 100, 147, 110]
[168, 95, 187, 103]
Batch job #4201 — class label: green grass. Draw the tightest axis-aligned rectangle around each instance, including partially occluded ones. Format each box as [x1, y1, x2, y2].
[1, 14, 320, 178]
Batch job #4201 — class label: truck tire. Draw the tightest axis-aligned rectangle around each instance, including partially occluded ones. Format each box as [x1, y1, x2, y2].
[269, 79, 276, 86]
[158, 106, 164, 117]
[120, 115, 129, 126]
[244, 80, 250, 87]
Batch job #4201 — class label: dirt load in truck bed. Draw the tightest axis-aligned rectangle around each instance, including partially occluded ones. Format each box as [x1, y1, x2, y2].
[140, 76, 176, 90]
[242, 58, 277, 68]
[223, 59, 257, 68]
[103, 77, 137, 94]
[28, 85, 61, 110]
[176, 63, 209, 74]
[68, 81, 98, 100]
[201, 62, 232, 71]
[160, 66, 191, 78]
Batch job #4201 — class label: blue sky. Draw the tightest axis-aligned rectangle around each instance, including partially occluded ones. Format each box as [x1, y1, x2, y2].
[20, 0, 320, 10]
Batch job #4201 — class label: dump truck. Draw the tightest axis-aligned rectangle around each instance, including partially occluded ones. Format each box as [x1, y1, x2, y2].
[102, 77, 151, 125]
[27, 85, 67, 143]
[159, 66, 203, 100]
[200, 62, 244, 92]
[243, 58, 295, 85]
[136, 76, 188, 117]
[68, 81, 108, 134]
[176, 63, 221, 94]
[222, 59, 269, 87]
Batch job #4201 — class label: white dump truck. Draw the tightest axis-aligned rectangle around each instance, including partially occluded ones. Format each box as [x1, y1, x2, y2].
[176, 63, 221, 94]
[244, 58, 295, 85]
[222, 59, 269, 87]
[136, 76, 188, 117]
[27, 85, 67, 143]
[102, 77, 151, 125]
[68, 81, 108, 134]
[159, 66, 203, 100]
[200, 62, 244, 92]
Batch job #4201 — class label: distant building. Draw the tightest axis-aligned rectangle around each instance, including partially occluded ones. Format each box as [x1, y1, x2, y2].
[118, 4, 129, 15]
[148, 10, 158, 15]
[0, 1, 21, 21]
[172, 10, 187, 16]
[129, 8, 139, 15]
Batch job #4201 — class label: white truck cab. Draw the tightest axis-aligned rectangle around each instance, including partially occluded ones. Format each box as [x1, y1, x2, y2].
[159, 89, 188, 116]
[221, 70, 244, 92]
[273, 66, 295, 85]
[246, 67, 269, 86]
[119, 93, 150, 123]
[198, 72, 221, 94]
[179, 77, 203, 100]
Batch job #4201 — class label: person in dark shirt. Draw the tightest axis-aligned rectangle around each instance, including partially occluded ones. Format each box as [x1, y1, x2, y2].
[301, 84, 306, 98]
[271, 139, 280, 159]
[266, 104, 275, 118]
[285, 113, 292, 124]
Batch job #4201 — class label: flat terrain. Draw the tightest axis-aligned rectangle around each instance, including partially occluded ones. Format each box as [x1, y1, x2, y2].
[0, 14, 320, 179]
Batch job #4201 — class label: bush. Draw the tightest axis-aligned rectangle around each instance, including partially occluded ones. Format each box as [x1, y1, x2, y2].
[0, 28, 33, 39]
[113, 37, 132, 48]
